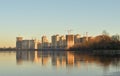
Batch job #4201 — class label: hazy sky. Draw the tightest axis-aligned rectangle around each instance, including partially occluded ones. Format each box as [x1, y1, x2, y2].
[0, 0, 120, 47]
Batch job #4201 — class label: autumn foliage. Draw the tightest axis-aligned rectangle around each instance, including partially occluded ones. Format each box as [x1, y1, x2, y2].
[70, 35, 120, 51]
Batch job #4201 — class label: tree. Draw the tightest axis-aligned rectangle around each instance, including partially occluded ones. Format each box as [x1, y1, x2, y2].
[112, 34, 120, 41]
[102, 30, 109, 36]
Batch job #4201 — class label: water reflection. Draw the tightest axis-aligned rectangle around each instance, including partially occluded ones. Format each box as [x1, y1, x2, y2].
[16, 50, 120, 69]
[0, 51, 120, 76]
[16, 51, 74, 67]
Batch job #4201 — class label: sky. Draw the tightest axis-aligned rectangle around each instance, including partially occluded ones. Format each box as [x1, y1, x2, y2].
[0, 0, 120, 47]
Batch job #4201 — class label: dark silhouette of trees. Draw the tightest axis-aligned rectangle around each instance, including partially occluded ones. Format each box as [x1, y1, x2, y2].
[112, 34, 120, 41]
[102, 30, 109, 36]
[70, 34, 120, 51]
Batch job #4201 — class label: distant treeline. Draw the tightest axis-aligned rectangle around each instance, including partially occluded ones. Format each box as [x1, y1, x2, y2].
[0, 48, 16, 51]
[69, 34, 120, 51]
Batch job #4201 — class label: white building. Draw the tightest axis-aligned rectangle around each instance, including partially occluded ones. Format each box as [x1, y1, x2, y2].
[41, 36, 50, 48]
[51, 34, 60, 48]
[16, 37, 38, 50]
[59, 36, 66, 48]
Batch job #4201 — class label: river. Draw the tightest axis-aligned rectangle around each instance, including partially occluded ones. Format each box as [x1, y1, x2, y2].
[0, 50, 120, 76]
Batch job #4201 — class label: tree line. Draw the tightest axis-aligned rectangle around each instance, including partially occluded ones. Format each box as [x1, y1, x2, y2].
[70, 33, 120, 51]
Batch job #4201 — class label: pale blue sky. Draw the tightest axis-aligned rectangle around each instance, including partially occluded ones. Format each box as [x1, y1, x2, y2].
[0, 0, 120, 47]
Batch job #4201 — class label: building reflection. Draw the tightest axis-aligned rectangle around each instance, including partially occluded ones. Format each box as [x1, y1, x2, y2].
[16, 50, 120, 68]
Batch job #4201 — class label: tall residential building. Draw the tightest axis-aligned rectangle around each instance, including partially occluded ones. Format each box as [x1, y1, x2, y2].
[37, 42, 42, 49]
[51, 34, 60, 48]
[16, 37, 23, 49]
[22, 40, 37, 49]
[66, 35, 74, 49]
[16, 37, 38, 50]
[80, 37, 88, 43]
[74, 34, 81, 44]
[59, 36, 66, 48]
[41, 36, 50, 48]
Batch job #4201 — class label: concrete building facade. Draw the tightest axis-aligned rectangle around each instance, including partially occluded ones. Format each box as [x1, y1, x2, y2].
[16, 37, 38, 50]
[22, 40, 35, 49]
[51, 34, 60, 48]
[74, 34, 81, 44]
[59, 36, 66, 48]
[16, 37, 23, 49]
[66, 35, 74, 49]
[41, 36, 50, 48]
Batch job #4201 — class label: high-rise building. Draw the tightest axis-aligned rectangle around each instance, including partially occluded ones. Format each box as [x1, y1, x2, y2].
[22, 39, 37, 49]
[16, 37, 23, 49]
[51, 34, 60, 48]
[74, 34, 81, 44]
[59, 36, 66, 48]
[37, 42, 42, 49]
[16, 37, 38, 50]
[42, 36, 48, 43]
[41, 36, 50, 48]
[66, 35, 74, 49]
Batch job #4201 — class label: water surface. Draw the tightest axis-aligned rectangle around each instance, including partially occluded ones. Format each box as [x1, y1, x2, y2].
[0, 50, 120, 76]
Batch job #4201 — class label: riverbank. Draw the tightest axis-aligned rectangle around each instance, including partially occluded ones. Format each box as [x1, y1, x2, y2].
[1, 48, 120, 56]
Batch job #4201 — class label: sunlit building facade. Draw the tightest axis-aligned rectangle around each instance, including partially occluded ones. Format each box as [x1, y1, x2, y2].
[37, 42, 42, 49]
[41, 36, 50, 48]
[66, 35, 74, 49]
[16, 34, 94, 49]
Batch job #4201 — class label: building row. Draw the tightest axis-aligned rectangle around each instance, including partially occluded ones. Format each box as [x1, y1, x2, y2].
[16, 37, 38, 50]
[16, 34, 93, 50]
